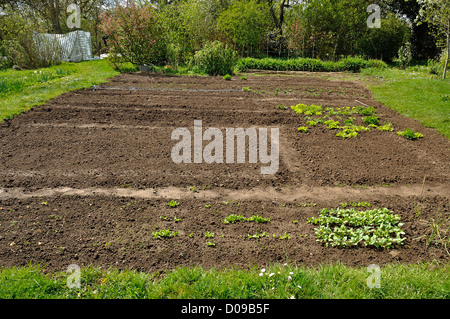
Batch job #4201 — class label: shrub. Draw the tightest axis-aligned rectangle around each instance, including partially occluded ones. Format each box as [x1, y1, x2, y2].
[396, 42, 412, 69]
[0, 10, 61, 69]
[193, 41, 238, 76]
[100, 3, 165, 67]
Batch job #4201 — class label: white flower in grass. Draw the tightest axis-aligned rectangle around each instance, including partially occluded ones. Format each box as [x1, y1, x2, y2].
[290, 295, 295, 299]
[268, 273, 275, 277]
[288, 276, 292, 281]
[259, 273, 263, 276]
[298, 285, 302, 289]
[261, 268, 266, 273]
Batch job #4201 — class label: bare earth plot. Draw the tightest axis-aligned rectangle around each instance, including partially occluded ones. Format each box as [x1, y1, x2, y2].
[0, 73, 448, 272]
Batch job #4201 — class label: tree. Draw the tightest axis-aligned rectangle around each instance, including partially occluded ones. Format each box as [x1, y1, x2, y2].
[380, 0, 439, 60]
[217, 0, 271, 54]
[417, 0, 450, 79]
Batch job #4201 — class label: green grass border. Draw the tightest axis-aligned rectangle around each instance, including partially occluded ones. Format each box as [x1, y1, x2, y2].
[0, 261, 448, 299]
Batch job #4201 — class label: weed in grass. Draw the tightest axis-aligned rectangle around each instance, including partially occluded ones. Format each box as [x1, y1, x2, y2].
[415, 205, 449, 255]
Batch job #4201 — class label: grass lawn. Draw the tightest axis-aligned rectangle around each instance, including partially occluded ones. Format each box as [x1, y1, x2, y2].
[359, 66, 450, 139]
[0, 262, 448, 299]
[0, 60, 120, 122]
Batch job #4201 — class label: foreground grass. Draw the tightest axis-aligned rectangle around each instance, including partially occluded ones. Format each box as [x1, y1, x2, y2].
[0, 60, 120, 122]
[359, 66, 450, 139]
[0, 262, 448, 299]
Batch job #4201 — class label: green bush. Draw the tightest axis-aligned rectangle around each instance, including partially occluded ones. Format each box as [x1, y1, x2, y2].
[100, 4, 166, 67]
[396, 42, 412, 69]
[193, 41, 238, 76]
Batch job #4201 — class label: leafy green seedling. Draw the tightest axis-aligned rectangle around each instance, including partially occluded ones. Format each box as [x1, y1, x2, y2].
[167, 200, 179, 208]
[363, 116, 380, 126]
[152, 229, 179, 239]
[205, 231, 214, 238]
[397, 128, 423, 140]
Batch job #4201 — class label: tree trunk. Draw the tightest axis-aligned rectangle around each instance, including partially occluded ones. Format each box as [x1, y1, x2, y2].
[49, 0, 62, 34]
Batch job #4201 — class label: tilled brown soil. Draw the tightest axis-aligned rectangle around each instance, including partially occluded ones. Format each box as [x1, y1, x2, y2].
[0, 72, 449, 272]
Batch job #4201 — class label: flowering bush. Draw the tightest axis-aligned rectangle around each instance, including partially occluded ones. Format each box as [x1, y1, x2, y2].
[100, 4, 165, 66]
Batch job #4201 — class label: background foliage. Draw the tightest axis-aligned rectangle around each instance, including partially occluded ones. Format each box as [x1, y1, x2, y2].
[0, 0, 448, 75]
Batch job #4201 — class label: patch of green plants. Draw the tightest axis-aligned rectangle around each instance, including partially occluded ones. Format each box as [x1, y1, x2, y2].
[152, 229, 179, 239]
[223, 74, 232, 80]
[291, 103, 323, 115]
[308, 207, 406, 248]
[363, 116, 380, 126]
[324, 120, 340, 129]
[274, 232, 291, 240]
[297, 126, 308, 133]
[306, 120, 318, 126]
[247, 232, 269, 239]
[276, 104, 287, 110]
[240, 76, 247, 80]
[340, 201, 371, 208]
[397, 128, 423, 140]
[222, 214, 270, 224]
[415, 206, 449, 255]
